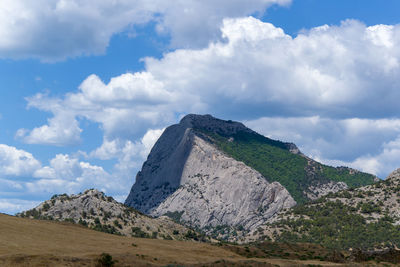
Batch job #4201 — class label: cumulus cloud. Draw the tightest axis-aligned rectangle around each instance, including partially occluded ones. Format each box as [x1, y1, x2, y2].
[17, 114, 82, 146]
[30, 153, 117, 194]
[19, 17, 400, 147]
[0, 0, 290, 61]
[349, 137, 400, 176]
[246, 116, 400, 178]
[7, 17, 400, 214]
[0, 199, 41, 215]
[0, 127, 163, 214]
[91, 128, 164, 174]
[16, 93, 82, 146]
[0, 144, 41, 176]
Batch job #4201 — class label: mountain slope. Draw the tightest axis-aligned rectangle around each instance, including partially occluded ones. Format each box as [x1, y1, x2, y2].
[125, 114, 376, 232]
[197, 126, 376, 203]
[263, 168, 400, 250]
[17, 189, 197, 241]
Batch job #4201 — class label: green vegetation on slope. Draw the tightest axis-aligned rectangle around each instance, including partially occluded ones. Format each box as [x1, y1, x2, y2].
[196, 129, 375, 203]
[273, 200, 400, 250]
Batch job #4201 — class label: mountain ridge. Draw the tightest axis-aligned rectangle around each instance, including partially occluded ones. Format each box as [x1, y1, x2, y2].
[262, 168, 400, 250]
[17, 189, 201, 241]
[125, 114, 376, 236]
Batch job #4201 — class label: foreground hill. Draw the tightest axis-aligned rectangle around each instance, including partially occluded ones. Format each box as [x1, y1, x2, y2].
[17, 189, 197, 241]
[263, 168, 400, 251]
[125, 114, 376, 233]
[0, 213, 392, 266]
[0, 213, 239, 266]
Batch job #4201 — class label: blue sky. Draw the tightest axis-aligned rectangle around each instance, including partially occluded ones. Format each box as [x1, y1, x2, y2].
[1, 0, 400, 214]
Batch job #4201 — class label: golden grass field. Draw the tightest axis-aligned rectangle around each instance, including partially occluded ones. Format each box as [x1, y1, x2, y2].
[0, 213, 391, 266]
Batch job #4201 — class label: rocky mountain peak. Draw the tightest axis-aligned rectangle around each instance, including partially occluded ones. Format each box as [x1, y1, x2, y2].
[81, 188, 104, 198]
[179, 114, 251, 136]
[387, 168, 400, 182]
[125, 114, 376, 241]
[18, 189, 196, 241]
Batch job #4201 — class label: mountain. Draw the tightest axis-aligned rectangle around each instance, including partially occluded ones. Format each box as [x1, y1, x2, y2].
[125, 114, 376, 234]
[17, 189, 199, 241]
[263, 168, 400, 250]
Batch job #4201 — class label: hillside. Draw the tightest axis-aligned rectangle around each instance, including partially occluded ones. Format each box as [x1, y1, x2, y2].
[261, 168, 400, 251]
[195, 125, 376, 204]
[125, 114, 376, 234]
[17, 189, 199, 241]
[0, 213, 393, 266]
[0, 213, 239, 266]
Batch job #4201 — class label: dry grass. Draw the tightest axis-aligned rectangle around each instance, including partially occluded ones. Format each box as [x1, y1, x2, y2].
[0, 213, 389, 266]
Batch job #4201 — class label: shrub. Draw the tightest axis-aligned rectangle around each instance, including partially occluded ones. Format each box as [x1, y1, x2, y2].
[173, 230, 179, 235]
[42, 203, 50, 211]
[131, 227, 149, 238]
[96, 253, 116, 267]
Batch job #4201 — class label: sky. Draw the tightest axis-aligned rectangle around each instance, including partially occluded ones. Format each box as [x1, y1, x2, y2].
[1, 0, 400, 214]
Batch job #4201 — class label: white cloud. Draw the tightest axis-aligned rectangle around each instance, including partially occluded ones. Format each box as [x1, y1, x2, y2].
[91, 128, 164, 173]
[31, 154, 115, 193]
[336, 137, 400, 178]
[18, 114, 82, 146]
[0, 144, 41, 176]
[8, 17, 400, 208]
[16, 93, 82, 146]
[153, 0, 291, 48]
[0, 199, 40, 215]
[20, 17, 400, 148]
[0, 0, 290, 61]
[0, 128, 164, 214]
[246, 116, 400, 178]
[19, 128, 163, 202]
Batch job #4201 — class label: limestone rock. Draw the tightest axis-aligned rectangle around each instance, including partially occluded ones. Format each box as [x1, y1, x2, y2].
[18, 189, 193, 241]
[306, 181, 349, 200]
[125, 114, 296, 231]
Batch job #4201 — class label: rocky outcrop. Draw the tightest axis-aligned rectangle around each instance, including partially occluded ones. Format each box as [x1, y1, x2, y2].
[263, 167, 400, 248]
[125, 114, 296, 231]
[152, 135, 296, 230]
[387, 168, 400, 182]
[17, 189, 194, 241]
[125, 114, 376, 234]
[305, 181, 349, 200]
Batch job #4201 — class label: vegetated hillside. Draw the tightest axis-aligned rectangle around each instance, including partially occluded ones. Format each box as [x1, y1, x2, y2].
[197, 127, 376, 204]
[17, 189, 203, 241]
[263, 168, 400, 251]
[125, 114, 376, 238]
[0, 213, 394, 266]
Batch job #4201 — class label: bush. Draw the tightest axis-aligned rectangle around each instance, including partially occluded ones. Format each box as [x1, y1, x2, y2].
[96, 253, 116, 267]
[42, 203, 50, 211]
[131, 227, 150, 238]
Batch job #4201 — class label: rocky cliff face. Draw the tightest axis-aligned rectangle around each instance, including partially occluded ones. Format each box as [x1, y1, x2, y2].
[125, 114, 376, 234]
[125, 114, 296, 231]
[152, 135, 296, 230]
[18, 189, 194, 241]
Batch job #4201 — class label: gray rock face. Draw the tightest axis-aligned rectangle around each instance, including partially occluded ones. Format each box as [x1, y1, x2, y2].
[305, 181, 349, 200]
[18, 189, 192, 240]
[387, 168, 400, 181]
[125, 114, 296, 231]
[152, 136, 296, 230]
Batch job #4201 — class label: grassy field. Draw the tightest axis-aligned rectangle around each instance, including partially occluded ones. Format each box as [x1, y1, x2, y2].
[0, 213, 391, 266]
